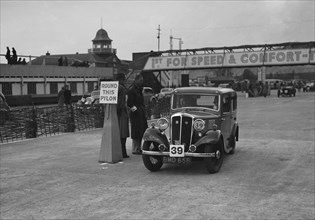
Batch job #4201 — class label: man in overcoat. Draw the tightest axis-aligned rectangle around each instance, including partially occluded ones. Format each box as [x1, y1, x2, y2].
[127, 74, 148, 154]
[64, 85, 72, 107]
[117, 73, 130, 158]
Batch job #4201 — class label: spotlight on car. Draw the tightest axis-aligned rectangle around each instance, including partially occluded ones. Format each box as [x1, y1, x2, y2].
[157, 118, 169, 131]
[189, 145, 197, 152]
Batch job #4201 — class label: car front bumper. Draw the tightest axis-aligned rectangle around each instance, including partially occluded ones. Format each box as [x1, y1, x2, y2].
[142, 150, 216, 158]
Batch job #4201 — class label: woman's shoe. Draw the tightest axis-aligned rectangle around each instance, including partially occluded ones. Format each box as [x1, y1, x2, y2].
[123, 155, 130, 158]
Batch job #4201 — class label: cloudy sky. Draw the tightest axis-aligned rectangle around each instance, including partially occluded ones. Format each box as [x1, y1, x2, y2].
[1, 0, 314, 62]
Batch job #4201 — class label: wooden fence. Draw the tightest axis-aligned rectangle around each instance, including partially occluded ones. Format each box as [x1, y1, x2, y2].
[0, 98, 171, 144]
[0, 104, 104, 144]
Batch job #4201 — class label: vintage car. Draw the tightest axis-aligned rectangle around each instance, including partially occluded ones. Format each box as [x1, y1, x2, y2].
[277, 86, 296, 97]
[303, 82, 315, 92]
[141, 87, 239, 173]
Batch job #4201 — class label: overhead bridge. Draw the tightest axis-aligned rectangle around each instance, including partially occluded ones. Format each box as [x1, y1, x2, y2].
[142, 41, 315, 71]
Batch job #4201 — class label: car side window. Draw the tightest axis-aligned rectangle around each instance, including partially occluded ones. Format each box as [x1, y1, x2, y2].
[232, 93, 237, 111]
[222, 95, 231, 113]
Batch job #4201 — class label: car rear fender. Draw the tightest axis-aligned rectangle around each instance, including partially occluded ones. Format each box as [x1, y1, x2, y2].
[143, 127, 169, 147]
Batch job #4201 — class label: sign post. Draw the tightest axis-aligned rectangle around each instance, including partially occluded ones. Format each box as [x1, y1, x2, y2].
[98, 81, 122, 163]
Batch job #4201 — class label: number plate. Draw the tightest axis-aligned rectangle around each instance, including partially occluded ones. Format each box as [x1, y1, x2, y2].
[163, 157, 191, 164]
[170, 145, 185, 157]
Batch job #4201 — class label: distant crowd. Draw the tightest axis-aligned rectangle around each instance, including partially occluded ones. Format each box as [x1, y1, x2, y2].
[5, 47, 27, 65]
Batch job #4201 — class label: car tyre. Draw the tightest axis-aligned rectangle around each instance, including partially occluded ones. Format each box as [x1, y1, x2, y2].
[142, 141, 163, 172]
[204, 141, 224, 174]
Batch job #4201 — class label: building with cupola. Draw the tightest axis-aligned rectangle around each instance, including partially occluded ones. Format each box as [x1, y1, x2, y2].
[0, 28, 131, 106]
[31, 28, 129, 71]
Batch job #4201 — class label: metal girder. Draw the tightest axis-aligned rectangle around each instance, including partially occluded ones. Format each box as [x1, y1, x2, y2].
[152, 41, 315, 57]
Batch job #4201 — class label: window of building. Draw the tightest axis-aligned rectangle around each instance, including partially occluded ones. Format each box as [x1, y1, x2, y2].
[87, 82, 94, 92]
[27, 82, 36, 95]
[50, 82, 58, 94]
[1, 82, 12, 96]
[69, 82, 77, 93]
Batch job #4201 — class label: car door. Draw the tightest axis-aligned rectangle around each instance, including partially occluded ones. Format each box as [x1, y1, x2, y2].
[220, 94, 232, 149]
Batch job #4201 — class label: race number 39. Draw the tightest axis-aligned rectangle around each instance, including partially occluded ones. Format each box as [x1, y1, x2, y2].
[170, 145, 185, 157]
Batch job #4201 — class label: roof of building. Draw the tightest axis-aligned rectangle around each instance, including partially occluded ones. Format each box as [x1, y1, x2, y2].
[92, 28, 112, 42]
[0, 64, 113, 78]
[29, 53, 115, 66]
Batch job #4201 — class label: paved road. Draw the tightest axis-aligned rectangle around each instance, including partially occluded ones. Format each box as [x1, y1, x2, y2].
[1, 91, 314, 219]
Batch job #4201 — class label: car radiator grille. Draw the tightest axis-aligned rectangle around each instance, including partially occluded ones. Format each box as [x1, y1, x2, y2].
[171, 115, 193, 150]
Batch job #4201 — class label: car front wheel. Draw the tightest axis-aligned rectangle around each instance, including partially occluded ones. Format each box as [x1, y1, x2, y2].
[204, 141, 224, 174]
[142, 141, 163, 172]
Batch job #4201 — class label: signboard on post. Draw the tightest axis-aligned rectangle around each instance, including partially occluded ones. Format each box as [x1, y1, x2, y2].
[99, 81, 119, 104]
[99, 80, 122, 164]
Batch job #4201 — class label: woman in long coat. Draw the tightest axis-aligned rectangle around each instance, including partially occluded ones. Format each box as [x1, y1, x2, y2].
[117, 73, 130, 158]
[127, 74, 148, 154]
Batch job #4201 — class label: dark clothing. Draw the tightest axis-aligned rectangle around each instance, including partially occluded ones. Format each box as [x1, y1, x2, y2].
[58, 57, 63, 66]
[64, 89, 71, 105]
[127, 84, 148, 140]
[63, 57, 68, 66]
[11, 48, 17, 64]
[117, 84, 130, 139]
[5, 47, 11, 64]
[263, 84, 269, 98]
[58, 89, 65, 106]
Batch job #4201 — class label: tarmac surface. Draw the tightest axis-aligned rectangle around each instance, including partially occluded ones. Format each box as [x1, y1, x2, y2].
[0, 91, 314, 220]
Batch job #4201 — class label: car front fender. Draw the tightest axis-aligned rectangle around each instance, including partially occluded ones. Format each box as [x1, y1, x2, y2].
[194, 130, 222, 147]
[143, 127, 169, 147]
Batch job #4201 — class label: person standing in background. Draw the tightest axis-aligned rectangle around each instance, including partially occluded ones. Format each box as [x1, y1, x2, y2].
[263, 82, 269, 98]
[11, 47, 17, 64]
[5, 47, 11, 64]
[63, 56, 68, 66]
[58, 86, 65, 107]
[116, 73, 130, 158]
[58, 56, 63, 66]
[127, 74, 148, 155]
[64, 85, 72, 107]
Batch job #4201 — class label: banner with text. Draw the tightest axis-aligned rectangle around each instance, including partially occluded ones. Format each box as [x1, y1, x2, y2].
[100, 81, 118, 104]
[144, 48, 315, 70]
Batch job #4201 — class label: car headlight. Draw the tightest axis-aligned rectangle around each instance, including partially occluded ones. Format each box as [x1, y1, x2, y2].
[156, 118, 169, 131]
[193, 119, 205, 131]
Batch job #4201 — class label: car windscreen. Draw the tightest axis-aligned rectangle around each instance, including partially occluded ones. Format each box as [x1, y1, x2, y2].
[172, 93, 220, 111]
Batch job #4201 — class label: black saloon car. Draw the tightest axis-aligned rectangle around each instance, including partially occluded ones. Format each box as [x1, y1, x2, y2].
[141, 87, 239, 173]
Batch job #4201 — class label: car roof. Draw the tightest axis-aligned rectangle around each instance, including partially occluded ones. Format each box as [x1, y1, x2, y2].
[161, 88, 173, 91]
[143, 87, 153, 91]
[173, 87, 235, 95]
[91, 90, 100, 98]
